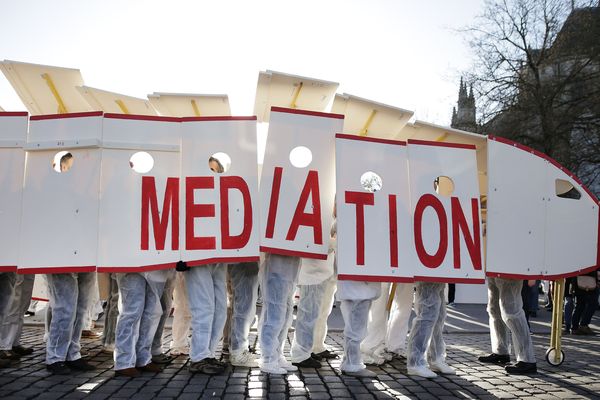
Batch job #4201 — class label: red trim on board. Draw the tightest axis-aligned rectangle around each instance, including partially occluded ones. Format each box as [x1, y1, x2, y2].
[259, 246, 328, 260]
[486, 264, 599, 280]
[488, 135, 600, 206]
[0, 266, 17, 272]
[0, 112, 28, 117]
[414, 275, 486, 284]
[337, 274, 414, 283]
[104, 113, 180, 123]
[97, 262, 177, 273]
[180, 116, 257, 122]
[335, 133, 407, 146]
[187, 256, 260, 267]
[270, 106, 345, 120]
[17, 266, 96, 274]
[30, 111, 103, 120]
[407, 138, 476, 150]
[31, 297, 49, 302]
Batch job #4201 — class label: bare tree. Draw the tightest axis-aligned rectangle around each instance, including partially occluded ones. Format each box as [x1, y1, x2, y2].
[464, 0, 600, 193]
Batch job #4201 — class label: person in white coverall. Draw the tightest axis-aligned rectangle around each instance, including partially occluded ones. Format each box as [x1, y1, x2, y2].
[114, 270, 168, 377]
[258, 253, 301, 374]
[0, 274, 35, 362]
[406, 282, 454, 378]
[0, 272, 17, 368]
[338, 280, 381, 378]
[185, 263, 228, 375]
[170, 272, 191, 356]
[478, 277, 537, 374]
[361, 282, 414, 364]
[45, 272, 96, 374]
[151, 270, 176, 365]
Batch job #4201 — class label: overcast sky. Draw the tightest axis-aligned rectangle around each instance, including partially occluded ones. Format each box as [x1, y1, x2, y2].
[0, 0, 483, 125]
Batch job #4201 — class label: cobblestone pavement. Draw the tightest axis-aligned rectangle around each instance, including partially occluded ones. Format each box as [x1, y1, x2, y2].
[1, 325, 600, 400]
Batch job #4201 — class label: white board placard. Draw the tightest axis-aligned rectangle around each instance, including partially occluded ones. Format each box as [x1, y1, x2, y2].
[259, 107, 343, 259]
[97, 116, 181, 272]
[0, 112, 28, 272]
[19, 114, 102, 273]
[486, 136, 599, 278]
[336, 134, 413, 282]
[180, 117, 260, 266]
[407, 139, 485, 283]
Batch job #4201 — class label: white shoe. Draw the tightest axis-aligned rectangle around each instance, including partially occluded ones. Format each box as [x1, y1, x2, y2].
[278, 355, 298, 372]
[170, 348, 189, 356]
[430, 362, 455, 375]
[362, 352, 385, 365]
[373, 345, 393, 362]
[342, 368, 377, 378]
[407, 365, 438, 378]
[230, 350, 258, 367]
[260, 362, 286, 375]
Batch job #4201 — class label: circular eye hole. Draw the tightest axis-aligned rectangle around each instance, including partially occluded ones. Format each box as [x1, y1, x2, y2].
[360, 171, 383, 192]
[53, 151, 74, 173]
[434, 176, 454, 196]
[209, 152, 231, 173]
[289, 146, 312, 168]
[129, 152, 154, 174]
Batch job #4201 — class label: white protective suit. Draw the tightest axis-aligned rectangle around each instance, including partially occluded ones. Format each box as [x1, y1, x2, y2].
[228, 262, 259, 356]
[487, 277, 536, 363]
[0, 274, 35, 351]
[258, 253, 301, 369]
[46, 272, 96, 364]
[170, 272, 191, 355]
[0, 272, 17, 325]
[406, 282, 447, 370]
[185, 263, 227, 362]
[361, 282, 414, 362]
[152, 270, 176, 357]
[114, 270, 167, 370]
[337, 280, 381, 373]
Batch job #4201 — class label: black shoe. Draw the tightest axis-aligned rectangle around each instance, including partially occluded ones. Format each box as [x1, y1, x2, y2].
[189, 359, 225, 375]
[311, 352, 323, 361]
[292, 356, 322, 368]
[151, 353, 174, 364]
[0, 350, 19, 360]
[505, 361, 537, 375]
[47, 362, 71, 375]
[207, 357, 228, 368]
[66, 358, 96, 371]
[313, 350, 338, 360]
[478, 353, 510, 364]
[12, 345, 34, 356]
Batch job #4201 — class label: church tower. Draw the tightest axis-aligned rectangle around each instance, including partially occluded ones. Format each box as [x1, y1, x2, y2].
[451, 77, 477, 132]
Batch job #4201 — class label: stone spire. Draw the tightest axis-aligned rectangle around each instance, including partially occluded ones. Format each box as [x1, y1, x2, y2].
[451, 77, 478, 133]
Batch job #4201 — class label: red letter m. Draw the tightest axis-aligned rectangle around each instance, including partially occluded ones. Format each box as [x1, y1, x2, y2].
[141, 176, 180, 250]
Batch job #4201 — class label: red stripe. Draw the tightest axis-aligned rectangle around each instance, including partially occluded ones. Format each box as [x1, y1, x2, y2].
[271, 106, 344, 120]
[0, 112, 28, 117]
[337, 274, 414, 283]
[180, 116, 257, 122]
[31, 297, 49, 302]
[407, 139, 476, 150]
[414, 275, 486, 284]
[103, 113, 180, 123]
[0, 266, 17, 272]
[489, 135, 600, 206]
[335, 133, 406, 146]
[17, 266, 96, 274]
[486, 264, 599, 280]
[97, 261, 177, 273]
[186, 256, 260, 267]
[30, 111, 103, 120]
[259, 246, 328, 260]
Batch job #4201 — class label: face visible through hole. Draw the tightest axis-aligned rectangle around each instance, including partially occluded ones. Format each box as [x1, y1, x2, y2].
[53, 151, 74, 173]
[208, 152, 231, 173]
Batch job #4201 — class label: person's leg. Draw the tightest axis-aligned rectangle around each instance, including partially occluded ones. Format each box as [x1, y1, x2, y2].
[427, 284, 454, 374]
[571, 293, 585, 332]
[340, 299, 374, 377]
[208, 265, 227, 358]
[13, 274, 35, 349]
[407, 282, 441, 377]
[360, 282, 389, 362]
[66, 272, 95, 362]
[170, 272, 191, 355]
[0, 274, 33, 352]
[114, 273, 145, 371]
[186, 266, 216, 362]
[564, 294, 574, 332]
[101, 273, 119, 351]
[486, 277, 511, 357]
[291, 283, 325, 364]
[497, 278, 536, 365]
[580, 288, 599, 331]
[45, 273, 78, 365]
[136, 273, 165, 368]
[386, 283, 414, 355]
[448, 283, 455, 304]
[151, 272, 175, 360]
[229, 262, 259, 356]
[0, 272, 17, 363]
[312, 274, 337, 355]
[274, 261, 300, 369]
